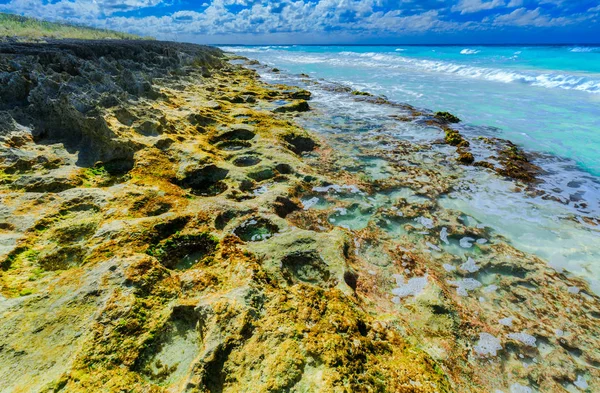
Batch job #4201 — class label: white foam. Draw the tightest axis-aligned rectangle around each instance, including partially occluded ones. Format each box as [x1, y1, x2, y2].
[253, 185, 269, 196]
[312, 184, 362, 194]
[460, 257, 480, 273]
[391, 274, 428, 298]
[507, 332, 537, 347]
[459, 237, 475, 248]
[448, 278, 482, 296]
[510, 383, 532, 393]
[334, 207, 348, 215]
[474, 332, 502, 357]
[570, 47, 597, 53]
[415, 216, 434, 229]
[568, 286, 580, 294]
[460, 49, 480, 55]
[302, 197, 320, 210]
[443, 263, 456, 272]
[499, 317, 513, 327]
[574, 375, 589, 390]
[328, 51, 600, 94]
[426, 242, 442, 252]
[440, 227, 449, 244]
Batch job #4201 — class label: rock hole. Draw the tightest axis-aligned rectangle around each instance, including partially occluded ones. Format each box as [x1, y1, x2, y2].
[147, 233, 218, 270]
[275, 163, 294, 174]
[210, 127, 255, 144]
[201, 343, 235, 393]
[152, 216, 190, 242]
[281, 251, 331, 286]
[232, 156, 261, 167]
[282, 133, 317, 155]
[273, 196, 300, 218]
[175, 165, 229, 196]
[344, 270, 358, 291]
[39, 246, 85, 271]
[188, 113, 216, 127]
[215, 140, 251, 151]
[135, 305, 201, 386]
[114, 108, 137, 126]
[357, 320, 368, 336]
[248, 168, 276, 182]
[102, 158, 135, 176]
[233, 218, 278, 242]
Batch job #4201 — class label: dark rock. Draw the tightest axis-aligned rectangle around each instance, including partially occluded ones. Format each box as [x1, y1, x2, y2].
[351, 91, 373, 97]
[273, 100, 310, 113]
[434, 111, 461, 123]
[11, 174, 82, 193]
[0, 40, 225, 166]
[282, 132, 317, 155]
[175, 165, 229, 196]
[281, 251, 331, 286]
[273, 196, 300, 218]
[457, 150, 474, 165]
[288, 89, 311, 100]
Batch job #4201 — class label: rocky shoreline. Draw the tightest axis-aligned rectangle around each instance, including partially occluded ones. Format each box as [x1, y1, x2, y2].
[0, 40, 598, 392]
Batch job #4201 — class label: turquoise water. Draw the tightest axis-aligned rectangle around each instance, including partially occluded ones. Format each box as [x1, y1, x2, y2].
[223, 45, 600, 176]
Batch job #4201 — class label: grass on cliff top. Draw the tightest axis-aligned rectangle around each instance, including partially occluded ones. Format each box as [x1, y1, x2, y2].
[0, 12, 152, 41]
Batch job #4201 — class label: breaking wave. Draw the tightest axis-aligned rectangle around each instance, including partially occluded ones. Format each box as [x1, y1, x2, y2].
[327, 52, 600, 94]
[224, 47, 600, 94]
[570, 47, 599, 53]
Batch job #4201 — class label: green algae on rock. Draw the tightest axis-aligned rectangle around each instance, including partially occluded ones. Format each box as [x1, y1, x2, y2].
[1, 40, 598, 393]
[434, 111, 461, 124]
[0, 40, 454, 393]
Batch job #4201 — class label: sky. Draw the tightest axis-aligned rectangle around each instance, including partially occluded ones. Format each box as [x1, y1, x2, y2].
[1, 0, 599, 44]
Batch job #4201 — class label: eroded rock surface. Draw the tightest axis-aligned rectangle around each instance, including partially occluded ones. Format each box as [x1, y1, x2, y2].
[0, 41, 598, 393]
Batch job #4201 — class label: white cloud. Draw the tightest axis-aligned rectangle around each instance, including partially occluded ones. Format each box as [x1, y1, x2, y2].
[0, 0, 166, 22]
[0, 0, 596, 42]
[452, 0, 505, 14]
[492, 7, 571, 27]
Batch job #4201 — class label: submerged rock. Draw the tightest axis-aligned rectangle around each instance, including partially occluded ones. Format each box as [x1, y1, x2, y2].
[273, 99, 310, 113]
[435, 111, 461, 123]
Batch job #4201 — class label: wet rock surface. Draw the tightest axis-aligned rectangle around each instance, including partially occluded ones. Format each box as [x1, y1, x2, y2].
[0, 41, 598, 393]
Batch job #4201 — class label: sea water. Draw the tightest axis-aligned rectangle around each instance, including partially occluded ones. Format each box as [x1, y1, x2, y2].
[224, 45, 600, 293]
[223, 45, 600, 175]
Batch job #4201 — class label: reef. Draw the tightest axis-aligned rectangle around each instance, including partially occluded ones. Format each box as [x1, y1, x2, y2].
[0, 40, 598, 393]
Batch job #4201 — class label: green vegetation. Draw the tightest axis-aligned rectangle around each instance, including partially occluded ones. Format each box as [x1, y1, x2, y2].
[351, 90, 373, 96]
[0, 12, 150, 41]
[435, 111, 461, 123]
[443, 126, 470, 147]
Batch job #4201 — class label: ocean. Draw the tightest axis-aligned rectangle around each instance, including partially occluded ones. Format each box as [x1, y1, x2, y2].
[223, 44, 600, 293]
[224, 45, 600, 175]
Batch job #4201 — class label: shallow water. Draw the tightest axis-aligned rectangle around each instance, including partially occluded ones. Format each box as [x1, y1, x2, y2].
[233, 58, 600, 294]
[222, 45, 600, 176]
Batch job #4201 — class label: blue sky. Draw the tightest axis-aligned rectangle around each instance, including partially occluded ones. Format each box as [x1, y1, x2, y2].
[1, 0, 599, 44]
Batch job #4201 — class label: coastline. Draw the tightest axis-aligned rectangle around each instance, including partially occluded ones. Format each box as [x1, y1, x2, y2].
[0, 40, 598, 392]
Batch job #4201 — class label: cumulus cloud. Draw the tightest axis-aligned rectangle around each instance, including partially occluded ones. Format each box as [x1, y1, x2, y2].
[492, 7, 571, 26]
[0, 0, 166, 22]
[0, 0, 597, 42]
[452, 0, 505, 14]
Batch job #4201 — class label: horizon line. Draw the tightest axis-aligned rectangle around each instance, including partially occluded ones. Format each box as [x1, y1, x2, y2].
[213, 43, 600, 47]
